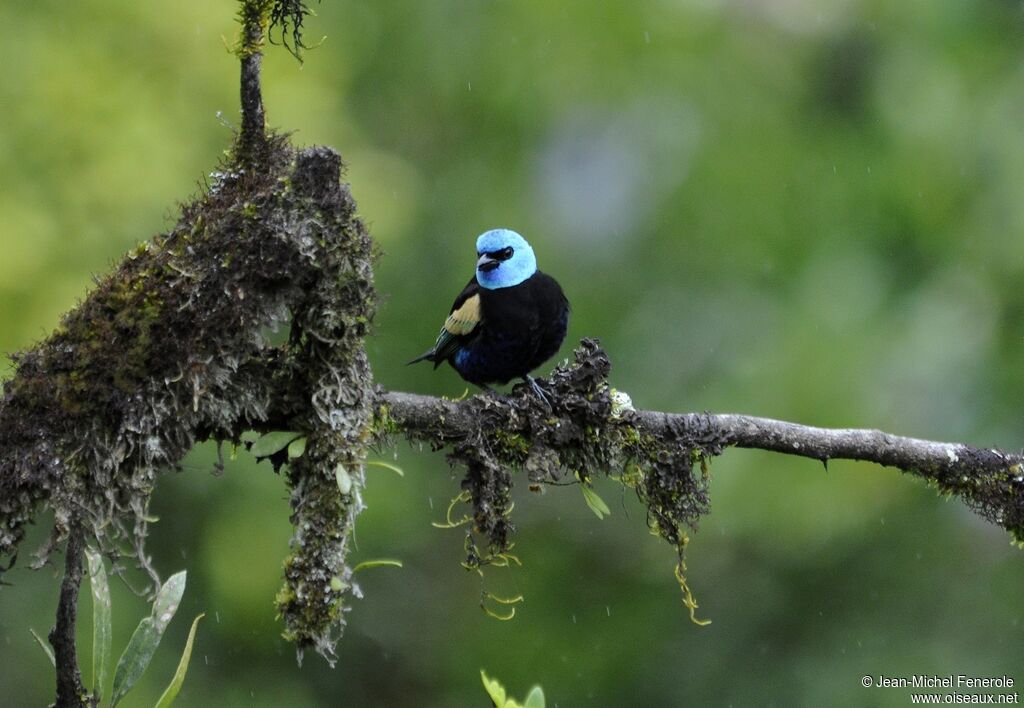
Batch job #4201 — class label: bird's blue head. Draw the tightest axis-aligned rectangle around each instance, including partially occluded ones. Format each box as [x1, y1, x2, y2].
[474, 229, 537, 290]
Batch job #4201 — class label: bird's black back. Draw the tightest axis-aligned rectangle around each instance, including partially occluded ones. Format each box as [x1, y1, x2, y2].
[453, 270, 569, 385]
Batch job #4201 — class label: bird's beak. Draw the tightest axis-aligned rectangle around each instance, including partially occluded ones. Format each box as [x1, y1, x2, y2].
[477, 254, 499, 272]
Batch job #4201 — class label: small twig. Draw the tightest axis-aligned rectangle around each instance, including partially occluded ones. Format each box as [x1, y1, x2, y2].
[48, 524, 92, 707]
[239, 46, 265, 154]
[237, 1, 269, 158]
[631, 411, 1018, 478]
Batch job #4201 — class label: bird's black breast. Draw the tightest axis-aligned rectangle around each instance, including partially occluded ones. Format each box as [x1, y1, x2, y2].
[449, 271, 569, 385]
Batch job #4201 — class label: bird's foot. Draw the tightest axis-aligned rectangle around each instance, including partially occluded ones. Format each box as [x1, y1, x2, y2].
[523, 375, 553, 411]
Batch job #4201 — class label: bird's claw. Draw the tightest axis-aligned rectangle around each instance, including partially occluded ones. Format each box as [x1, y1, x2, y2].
[524, 375, 553, 411]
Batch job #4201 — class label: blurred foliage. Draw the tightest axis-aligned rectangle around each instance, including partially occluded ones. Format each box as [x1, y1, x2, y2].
[1, 0, 1024, 705]
[482, 670, 545, 708]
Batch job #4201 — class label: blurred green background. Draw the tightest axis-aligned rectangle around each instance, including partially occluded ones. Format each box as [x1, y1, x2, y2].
[2, 0, 1023, 705]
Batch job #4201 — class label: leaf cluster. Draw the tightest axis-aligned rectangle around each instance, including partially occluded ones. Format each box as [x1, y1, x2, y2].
[33, 550, 202, 706]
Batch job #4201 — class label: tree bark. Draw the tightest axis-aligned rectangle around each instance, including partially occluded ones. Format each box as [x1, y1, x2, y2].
[379, 387, 1024, 541]
[49, 526, 91, 707]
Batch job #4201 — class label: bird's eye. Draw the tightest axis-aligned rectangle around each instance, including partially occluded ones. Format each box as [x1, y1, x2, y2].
[493, 246, 514, 261]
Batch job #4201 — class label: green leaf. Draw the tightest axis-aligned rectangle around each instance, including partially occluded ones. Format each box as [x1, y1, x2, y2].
[581, 485, 611, 519]
[249, 431, 301, 458]
[110, 571, 187, 706]
[29, 628, 55, 667]
[481, 670, 508, 707]
[351, 559, 403, 573]
[85, 546, 112, 701]
[110, 618, 158, 707]
[239, 430, 260, 444]
[523, 686, 546, 708]
[154, 613, 204, 708]
[287, 436, 307, 459]
[152, 571, 187, 632]
[481, 670, 542, 708]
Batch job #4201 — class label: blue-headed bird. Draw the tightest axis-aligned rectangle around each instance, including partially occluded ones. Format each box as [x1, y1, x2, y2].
[409, 229, 569, 402]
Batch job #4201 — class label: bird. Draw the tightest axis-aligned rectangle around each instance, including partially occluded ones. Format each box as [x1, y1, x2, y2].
[408, 228, 569, 404]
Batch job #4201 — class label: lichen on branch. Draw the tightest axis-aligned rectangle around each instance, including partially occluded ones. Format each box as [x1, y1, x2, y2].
[0, 133, 376, 658]
[4, 5, 1023, 692]
[381, 345, 1024, 550]
[375, 339, 720, 616]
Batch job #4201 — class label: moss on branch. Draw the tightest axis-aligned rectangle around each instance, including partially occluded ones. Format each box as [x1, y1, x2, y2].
[0, 133, 376, 659]
[3, 0, 1022, 677]
[381, 344, 1024, 557]
[375, 339, 720, 602]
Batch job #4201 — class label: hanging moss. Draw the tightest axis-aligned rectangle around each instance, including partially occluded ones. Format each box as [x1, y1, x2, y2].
[381, 339, 722, 621]
[268, 0, 321, 60]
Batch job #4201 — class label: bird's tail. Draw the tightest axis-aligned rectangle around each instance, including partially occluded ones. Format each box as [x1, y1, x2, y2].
[407, 349, 436, 366]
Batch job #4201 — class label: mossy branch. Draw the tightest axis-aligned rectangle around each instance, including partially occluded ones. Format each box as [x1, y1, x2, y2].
[378, 341, 1024, 548]
[49, 525, 93, 707]
[236, 1, 272, 159]
[235, 1, 319, 161]
[3, 3, 1023, 700]
[0, 133, 376, 667]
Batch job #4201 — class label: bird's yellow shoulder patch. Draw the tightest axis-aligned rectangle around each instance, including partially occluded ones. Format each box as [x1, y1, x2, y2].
[444, 294, 481, 335]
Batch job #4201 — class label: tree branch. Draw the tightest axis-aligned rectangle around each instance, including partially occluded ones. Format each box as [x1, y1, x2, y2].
[237, 1, 267, 157]
[2, 0, 1021, 675]
[383, 390, 1020, 476]
[0, 0, 376, 665]
[634, 411, 1014, 475]
[377, 342, 1024, 546]
[49, 525, 91, 707]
